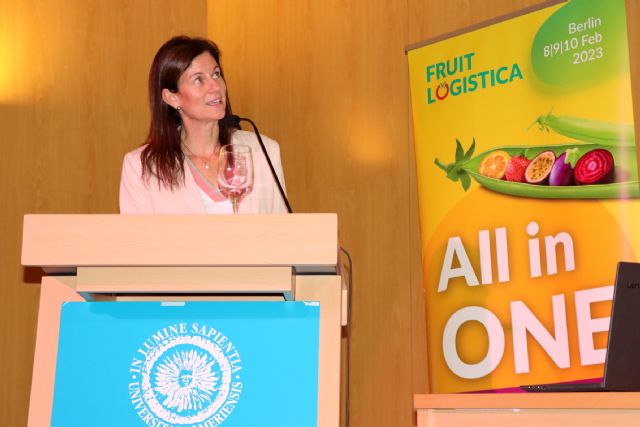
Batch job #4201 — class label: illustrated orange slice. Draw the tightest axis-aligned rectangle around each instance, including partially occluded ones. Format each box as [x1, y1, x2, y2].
[478, 150, 511, 179]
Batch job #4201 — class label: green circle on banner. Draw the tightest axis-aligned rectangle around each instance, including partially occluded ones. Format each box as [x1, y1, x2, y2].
[530, 0, 628, 88]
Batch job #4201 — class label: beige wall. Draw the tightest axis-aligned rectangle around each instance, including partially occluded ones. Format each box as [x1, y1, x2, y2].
[0, 0, 207, 424]
[1, 0, 638, 426]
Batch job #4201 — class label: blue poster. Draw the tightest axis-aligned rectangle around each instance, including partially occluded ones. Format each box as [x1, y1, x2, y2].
[51, 301, 320, 427]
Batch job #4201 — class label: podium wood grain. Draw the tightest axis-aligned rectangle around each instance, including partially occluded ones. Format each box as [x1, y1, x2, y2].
[22, 214, 337, 269]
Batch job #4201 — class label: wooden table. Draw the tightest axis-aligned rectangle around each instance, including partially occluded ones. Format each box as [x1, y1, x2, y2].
[415, 393, 640, 427]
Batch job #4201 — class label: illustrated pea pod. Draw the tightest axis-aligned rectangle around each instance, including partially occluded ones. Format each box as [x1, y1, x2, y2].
[435, 141, 640, 199]
[531, 111, 635, 147]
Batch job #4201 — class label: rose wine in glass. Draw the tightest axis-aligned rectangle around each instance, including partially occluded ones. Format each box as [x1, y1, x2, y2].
[217, 144, 254, 214]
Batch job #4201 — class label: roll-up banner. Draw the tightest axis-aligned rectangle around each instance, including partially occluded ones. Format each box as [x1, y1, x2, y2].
[407, 0, 638, 392]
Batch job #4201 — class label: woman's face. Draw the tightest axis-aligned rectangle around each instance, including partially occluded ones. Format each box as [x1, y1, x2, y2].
[164, 51, 227, 124]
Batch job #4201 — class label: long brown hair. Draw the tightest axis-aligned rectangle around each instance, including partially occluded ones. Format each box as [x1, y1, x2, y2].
[141, 36, 238, 189]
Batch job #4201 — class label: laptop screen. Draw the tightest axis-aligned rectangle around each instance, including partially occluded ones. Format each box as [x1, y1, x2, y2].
[51, 301, 320, 427]
[603, 262, 640, 391]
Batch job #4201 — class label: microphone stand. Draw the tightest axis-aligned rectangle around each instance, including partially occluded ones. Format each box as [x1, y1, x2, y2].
[228, 115, 293, 213]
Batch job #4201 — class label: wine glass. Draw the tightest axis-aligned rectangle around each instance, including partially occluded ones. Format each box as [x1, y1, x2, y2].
[217, 144, 254, 214]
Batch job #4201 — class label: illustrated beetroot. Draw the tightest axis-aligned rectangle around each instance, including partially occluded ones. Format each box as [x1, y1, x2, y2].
[549, 151, 574, 186]
[525, 151, 556, 184]
[574, 149, 615, 185]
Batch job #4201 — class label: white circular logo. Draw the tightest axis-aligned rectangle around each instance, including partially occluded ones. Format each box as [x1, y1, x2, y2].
[129, 322, 243, 426]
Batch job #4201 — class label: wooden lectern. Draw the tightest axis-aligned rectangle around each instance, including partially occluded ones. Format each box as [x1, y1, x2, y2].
[414, 393, 640, 427]
[22, 214, 344, 427]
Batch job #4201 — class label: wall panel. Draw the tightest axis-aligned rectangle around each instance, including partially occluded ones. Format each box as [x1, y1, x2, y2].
[209, 2, 415, 426]
[209, 1, 639, 426]
[0, 1, 207, 424]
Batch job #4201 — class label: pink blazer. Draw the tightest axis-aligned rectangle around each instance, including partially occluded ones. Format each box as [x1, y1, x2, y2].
[119, 130, 288, 214]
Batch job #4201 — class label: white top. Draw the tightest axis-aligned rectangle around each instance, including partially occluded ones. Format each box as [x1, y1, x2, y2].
[119, 130, 288, 214]
[197, 186, 234, 214]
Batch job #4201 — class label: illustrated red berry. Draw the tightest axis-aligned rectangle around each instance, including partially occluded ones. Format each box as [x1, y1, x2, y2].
[505, 156, 531, 182]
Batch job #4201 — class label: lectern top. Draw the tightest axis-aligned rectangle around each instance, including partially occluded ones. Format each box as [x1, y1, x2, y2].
[21, 214, 338, 271]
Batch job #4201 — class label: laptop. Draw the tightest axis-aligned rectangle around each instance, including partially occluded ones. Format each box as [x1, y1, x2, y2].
[521, 261, 640, 392]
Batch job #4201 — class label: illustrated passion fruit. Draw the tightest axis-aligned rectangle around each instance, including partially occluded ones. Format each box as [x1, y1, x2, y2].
[525, 150, 556, 184]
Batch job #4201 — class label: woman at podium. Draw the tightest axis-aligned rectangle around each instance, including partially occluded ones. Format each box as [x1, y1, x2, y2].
[119, 36, 288, 214]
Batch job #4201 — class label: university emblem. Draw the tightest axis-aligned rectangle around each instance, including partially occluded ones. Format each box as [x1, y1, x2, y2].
[129, 322, 243, 426]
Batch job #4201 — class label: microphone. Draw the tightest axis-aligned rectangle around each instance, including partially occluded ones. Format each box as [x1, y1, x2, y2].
[222, 114, 293, 213]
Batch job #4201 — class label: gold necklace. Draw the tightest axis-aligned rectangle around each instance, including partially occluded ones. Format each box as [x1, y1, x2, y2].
[182, 142, 217, 170]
